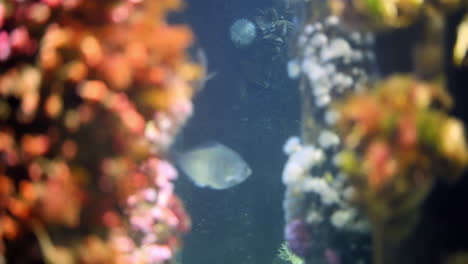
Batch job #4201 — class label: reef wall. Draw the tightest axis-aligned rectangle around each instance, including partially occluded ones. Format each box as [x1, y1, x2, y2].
[282, 1, 468, 263]
[0, 1, 198, 263]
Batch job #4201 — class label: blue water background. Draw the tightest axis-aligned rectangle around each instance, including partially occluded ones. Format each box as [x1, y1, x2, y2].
[171, 0, 300, 263]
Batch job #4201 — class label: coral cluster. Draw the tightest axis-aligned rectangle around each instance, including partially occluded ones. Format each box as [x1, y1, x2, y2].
[282, 14, 375, 263]
[283, 0, 468, 263]
[111, 158, 191, 264]
[288, 15, 375, 107]
[336, 75, 468, 263]
[328, 0, 465, 29]
[0, 0, 199, 263]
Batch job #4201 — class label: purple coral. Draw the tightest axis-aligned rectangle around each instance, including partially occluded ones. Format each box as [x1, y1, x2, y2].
[285, 219, 313, 257]
[324, 248, 341, 264]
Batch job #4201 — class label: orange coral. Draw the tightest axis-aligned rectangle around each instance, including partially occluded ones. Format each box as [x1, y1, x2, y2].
[0, 0, 196, 262]
[364, 141, 397, 189]
[337, 75, 468, 233]
[397, 114, 418, 149]
[21, 135, 50, 157]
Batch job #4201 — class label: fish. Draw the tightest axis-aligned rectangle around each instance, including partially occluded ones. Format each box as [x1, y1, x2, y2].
[189, 45, 217, 92]
[176, 141, 252, 189]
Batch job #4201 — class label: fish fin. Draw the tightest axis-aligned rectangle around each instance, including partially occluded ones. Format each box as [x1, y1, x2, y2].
[225, 175, 239, 184]
[189, 45, 219, 92]
[188, 140, 222, 150]
[205, 71, 218, 82]
[193, 182, 208, 188]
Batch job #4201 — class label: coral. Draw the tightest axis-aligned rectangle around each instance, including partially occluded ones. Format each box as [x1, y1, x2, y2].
[444, 252, 468, 264]
[285, 219, 313, 258]
[336, 75, 468, 263]
[328, 0, 465, 29]
[282, 13, 375, 263]
[0, 0, 199, 263]
[284, 1, 468, 263]
[288, 15, 375, 108]
[454, 14, 468, 67]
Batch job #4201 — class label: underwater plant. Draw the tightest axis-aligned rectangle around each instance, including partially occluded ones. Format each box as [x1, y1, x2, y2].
[0, 0, 199, 263]
[278, 242, 305, 264]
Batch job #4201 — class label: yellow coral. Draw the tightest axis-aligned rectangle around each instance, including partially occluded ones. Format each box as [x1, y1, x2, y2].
[454, 15, 468, 67]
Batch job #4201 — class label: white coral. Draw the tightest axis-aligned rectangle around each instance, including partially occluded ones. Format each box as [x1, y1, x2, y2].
[301, 177, 340, 205]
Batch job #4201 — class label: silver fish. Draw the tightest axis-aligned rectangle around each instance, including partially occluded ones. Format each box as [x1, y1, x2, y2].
[177, 141, 252, 189]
